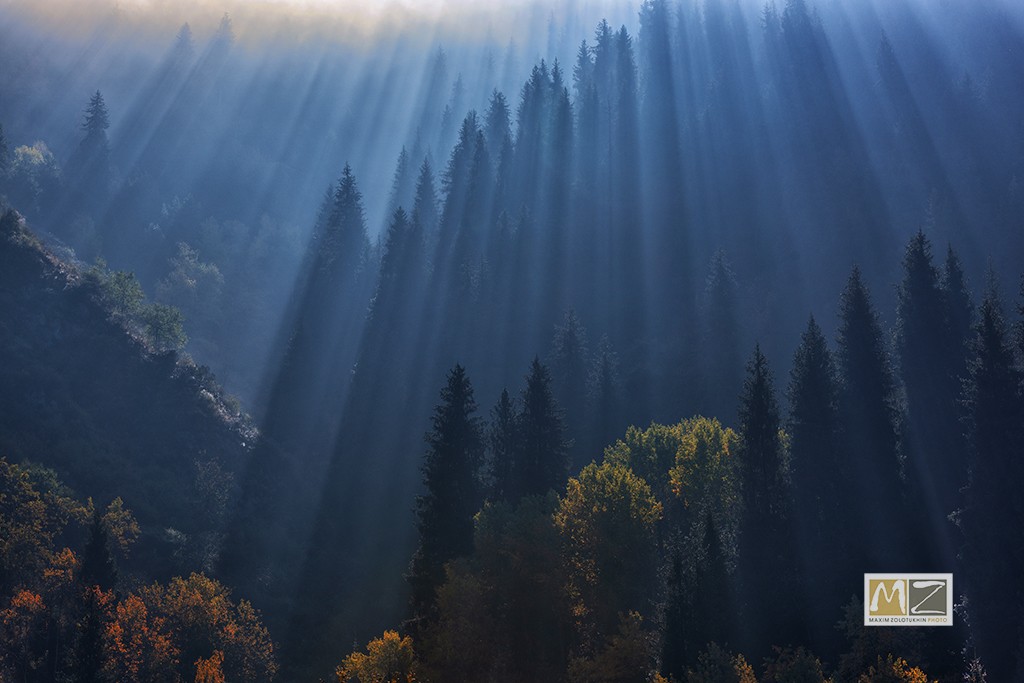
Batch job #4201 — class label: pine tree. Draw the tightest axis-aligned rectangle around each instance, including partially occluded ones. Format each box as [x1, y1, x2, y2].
[588, 335, 620, 456]
[896, 233, 968, 566]
[737, 346, 787, 521]
[683, 517, 734, 672]
[412, 157, 438, 245]
[704, 251, 742, 419]
[551, 310, 588, 472]
[736, 346, 798, 659]
[514, 358, 569, 499]
[836, 267, 906, 568]
[488, 389, 518, 502]
[787, 315, 844, 655]
[958, 288, 1024, 682]
[484, 90, 511, 163]
[943, 246, 974, 381]
[82, 91, 110, 141]
[68, 91, 112, 206]
[385, 146, 413, 219]
[319, 163, 369, 281]
[408, 365, 484, 632]
[0, 123, 10, 179]
[788, 317, 842, 530]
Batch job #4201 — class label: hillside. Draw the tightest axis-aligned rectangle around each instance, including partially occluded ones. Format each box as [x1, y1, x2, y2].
[0, 209, 253, 575]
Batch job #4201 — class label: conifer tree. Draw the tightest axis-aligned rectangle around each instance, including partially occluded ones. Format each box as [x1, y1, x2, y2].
[320, 163, 369, 281]
[958, 288, 1024, 682]
[82, 91, 110, 144]
[408, 365, 484, 632]
[514, 358, 569, 499]
[788, 317, 841, 526]
[836, 267, 905, 568]
[895, 232, 966, 558]
[551, 310, 588, 471]
[736, 346, 799, 659]
[943, 247, 974, 374]
[0, 123, 10, 179]
[704, 251, 742, 418]
[787, 316, 845, 655]
[68, 91, 112, 207]
[488, 389, 518, 503]
[588, 335, 620, 456]
[386, 146, 413, 219]
[412, 157, 438, 246]
[682, 517, 734, 674]
[484, 90, 511, 163]
[737, 346, 787, 521]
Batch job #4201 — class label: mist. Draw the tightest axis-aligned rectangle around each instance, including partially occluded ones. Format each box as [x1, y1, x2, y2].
[1, 0, 1023, 679]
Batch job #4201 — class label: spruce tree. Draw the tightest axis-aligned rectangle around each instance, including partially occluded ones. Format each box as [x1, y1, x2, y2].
[943, 246, 974, 383]
[836, 267, 906, 568]
[0, 123, 9, 179]
[682, 517, 734, 673]
[484, 90, 511, 163]
[385, 146, 413, 219]
[320, 163, 369, 281]
[587, 335, 620, 456]
[408, 365, 484, 631]
[68, 91, 112, 208]
[82, 91, 110, 142]
[958, 288, 1024, 682]
[551, 310, 588, 472]
[788, 317, 842, 531]
[737, 346, 787, 521]
[895, 232, 963, 560]
[514, 358, 569, 499]
[488, 389, 518, 502]
[704, 251, 742, 419]
[787, 315, 844, 655]
[412, 157, 438, 247]
[736, 346, 798, 659]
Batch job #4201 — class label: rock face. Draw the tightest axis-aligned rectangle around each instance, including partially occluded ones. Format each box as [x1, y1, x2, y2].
[0, 209, 252, 575]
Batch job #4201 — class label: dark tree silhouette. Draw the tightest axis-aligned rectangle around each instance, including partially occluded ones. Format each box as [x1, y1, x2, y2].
[408, 365, 484, 633]
[513, 358, 569, 500]
[836, 267, 906, 569]
[488, 388, 519, 503]
[958, 287, 1024, 682]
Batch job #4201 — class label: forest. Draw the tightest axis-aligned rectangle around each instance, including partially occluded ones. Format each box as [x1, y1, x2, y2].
[1, 0, 1023, 680]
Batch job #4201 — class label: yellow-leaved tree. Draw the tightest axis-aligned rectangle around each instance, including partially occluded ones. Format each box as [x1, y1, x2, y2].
[336, 630, 418, 683]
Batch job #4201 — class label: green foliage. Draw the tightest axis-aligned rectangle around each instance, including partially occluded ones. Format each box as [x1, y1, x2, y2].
[141, 303, 188, 352]
[0, 458, 87, 594]
[87, 261, 188, 352]
[668, 416, 741, 550]
[156, 242, 224, 331]
[6, 141, 61, 214]
[604, 421, 681, 502]
[556, 461, 661, 652]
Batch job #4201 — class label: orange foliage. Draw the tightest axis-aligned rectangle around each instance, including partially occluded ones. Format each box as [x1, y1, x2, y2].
[103, 593, 180, 683]
[195, 650, 226, 683]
